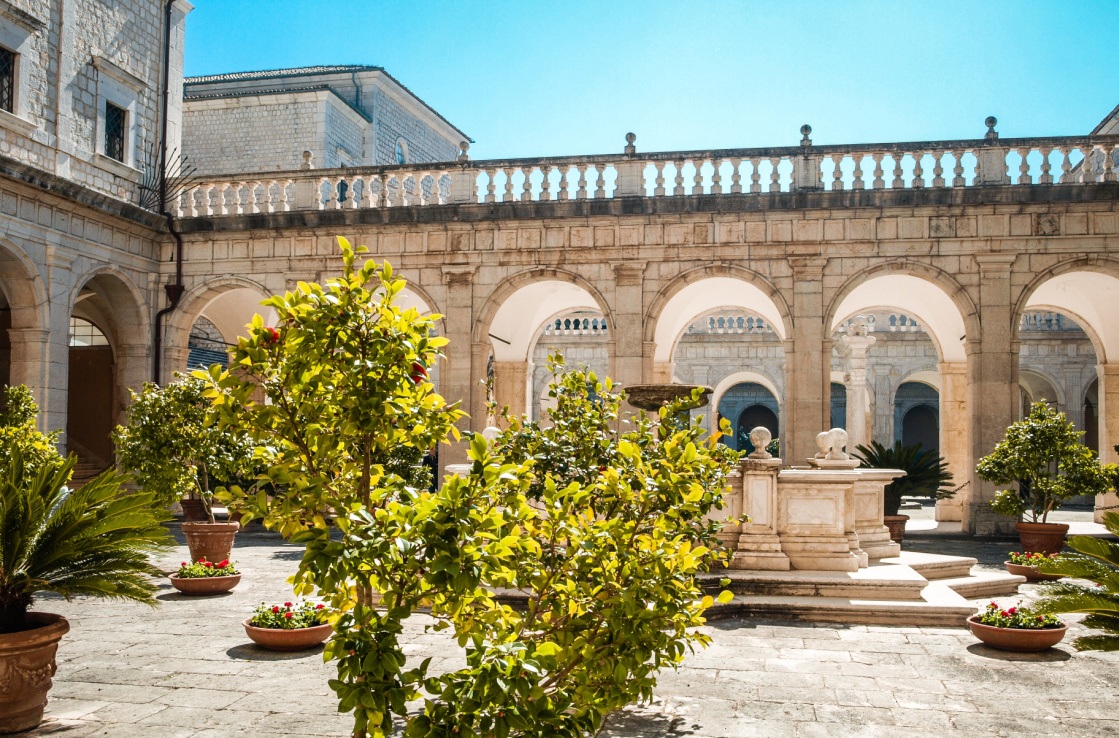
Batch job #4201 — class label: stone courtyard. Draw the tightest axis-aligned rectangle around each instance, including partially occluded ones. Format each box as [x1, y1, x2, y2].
[22, 514, 1119, 738]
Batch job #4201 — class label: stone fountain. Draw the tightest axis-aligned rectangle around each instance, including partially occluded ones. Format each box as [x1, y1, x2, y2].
[623, 383, 712, 412]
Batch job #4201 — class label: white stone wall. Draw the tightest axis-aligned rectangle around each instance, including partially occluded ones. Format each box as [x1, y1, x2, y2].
[324, 97, 364, 168]
[372, 88, 459, 165]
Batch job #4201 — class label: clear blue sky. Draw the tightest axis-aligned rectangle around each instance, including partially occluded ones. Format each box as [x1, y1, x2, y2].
[184, 1, 1119, 160]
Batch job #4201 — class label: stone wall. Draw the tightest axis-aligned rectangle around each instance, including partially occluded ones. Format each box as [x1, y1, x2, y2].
[372, 88, 459, 165]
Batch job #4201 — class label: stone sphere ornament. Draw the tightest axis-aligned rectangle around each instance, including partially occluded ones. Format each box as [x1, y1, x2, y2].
[748, 426, 773, 459]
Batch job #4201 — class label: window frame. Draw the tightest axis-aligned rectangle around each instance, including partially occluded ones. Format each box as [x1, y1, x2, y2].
[0, 4, 44, 134]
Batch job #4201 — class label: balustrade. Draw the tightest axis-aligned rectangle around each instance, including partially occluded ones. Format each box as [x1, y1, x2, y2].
[172, 133, 1119, 218]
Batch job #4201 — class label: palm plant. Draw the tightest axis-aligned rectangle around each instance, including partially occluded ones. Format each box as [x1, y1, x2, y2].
[853, 440, 955, 516]
[0, 449, 174, 633]
[1032, 511, 1119, 651]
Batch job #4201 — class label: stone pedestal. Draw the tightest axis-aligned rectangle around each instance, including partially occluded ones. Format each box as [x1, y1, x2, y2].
[853, 469, 905, 560]
[728, 459, 790, 570]
[775, 468, 862, 572]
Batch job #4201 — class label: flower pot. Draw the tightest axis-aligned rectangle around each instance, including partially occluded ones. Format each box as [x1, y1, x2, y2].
[169, 574, 241, 596]
[241, 619, 332, 651]
[966, 615, 1067, 652]
[883, 514, 909, 543]
[0, 613, 69, 734]
[181, 521, 240, 563]
[1004, 561, 1064, 582]
[180, 498, 209, 522]
[1015, 522, 1069, 554]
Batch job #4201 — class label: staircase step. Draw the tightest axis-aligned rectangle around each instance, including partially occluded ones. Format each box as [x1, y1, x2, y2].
[937, 571, 1026, 600]
[883, 551, 978, 580]
[712, 564, 928, 602]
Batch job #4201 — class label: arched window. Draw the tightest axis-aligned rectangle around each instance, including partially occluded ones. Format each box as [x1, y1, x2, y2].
[69, 317, 109, 347]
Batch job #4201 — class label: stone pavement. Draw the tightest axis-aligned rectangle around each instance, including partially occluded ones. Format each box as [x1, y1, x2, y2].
[23, 522, 1119, 738]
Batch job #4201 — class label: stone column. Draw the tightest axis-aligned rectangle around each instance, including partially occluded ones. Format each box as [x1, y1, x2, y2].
[834, 326, 876, 450]
[786, 258, 829, 463]
[937, 362, 969, 522]
[611, 262, 646, 386]
[6, 327, 50, 422]
[492, 361, 530, 420]
[114, 342, 151, 426]
[1095, 363, 1119, 523]
[965, 255, 1019, 535]
[440, 266, 476, 472]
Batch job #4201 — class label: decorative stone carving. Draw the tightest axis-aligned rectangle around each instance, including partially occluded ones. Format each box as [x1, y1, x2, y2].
[747, 426, 772, 460]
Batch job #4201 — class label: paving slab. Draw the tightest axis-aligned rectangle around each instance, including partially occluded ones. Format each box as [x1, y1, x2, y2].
[14, 522, 1118, 737]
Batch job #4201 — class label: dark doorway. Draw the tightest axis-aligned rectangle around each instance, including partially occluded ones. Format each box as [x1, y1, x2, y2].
[737, 404, 778, 455]
[901, 404, 938, 452]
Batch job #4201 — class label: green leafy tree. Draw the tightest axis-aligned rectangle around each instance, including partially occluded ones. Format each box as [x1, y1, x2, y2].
[205, 238, 738, 737]
[0, 448, 174, 632]
[0, 385, 63, 479]
[112, 374, 254, 523]
[977, 402, 1112, 523]
[853, 440, 955, 516]
[1033, 511, 1119, 651]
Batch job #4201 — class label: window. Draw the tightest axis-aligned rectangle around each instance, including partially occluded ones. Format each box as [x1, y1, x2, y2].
[104, 102, 126, 162]
[0, 47, 14, 114]
[395, 138, 408, 165]
[70, 318, 109, 347]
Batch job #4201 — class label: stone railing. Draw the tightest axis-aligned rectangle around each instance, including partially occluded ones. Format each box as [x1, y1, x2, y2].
[837, 313, 923, 335]
[1019, 311, 1083, 332]
[541, 316, 609, 336]
[171, 123, 1119, 218]
[687, 314, 775, 335]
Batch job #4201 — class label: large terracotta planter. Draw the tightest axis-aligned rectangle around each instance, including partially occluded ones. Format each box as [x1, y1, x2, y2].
[0, 613, 70, 734]
[1005, 561, 1063, 582]
[180, 498, 209, 522]
[242, 619, 332, 651]
[181, 521, 240, 563]
[883, 514, 909, 544]
[1015, 522, 1068, 554]
[169, 574, 241, 596]
[966, 616, 1067, 652]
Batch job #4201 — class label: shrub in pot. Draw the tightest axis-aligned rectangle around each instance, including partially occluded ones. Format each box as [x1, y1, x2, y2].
[113, 374, 253, 561]
[977, 402, 1113, 553]
[853, 440, 955, 542]
[242, 601, 332, 650]
[966, 601, 1067, 652]
[168, 558, 241, 596]
[203, 238, 737, 737]
[0, 441, 173, 733]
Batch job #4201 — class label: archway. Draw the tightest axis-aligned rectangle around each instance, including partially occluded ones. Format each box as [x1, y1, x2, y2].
[0, 240, 47, 396]
[894, 381, 939, 451]
[168, 279, 276, 375]
[530, 310, 610, 422]
[716, 381, 780, 452]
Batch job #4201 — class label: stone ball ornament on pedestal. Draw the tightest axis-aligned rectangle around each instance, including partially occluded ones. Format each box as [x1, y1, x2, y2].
[748, 426, 773, 460]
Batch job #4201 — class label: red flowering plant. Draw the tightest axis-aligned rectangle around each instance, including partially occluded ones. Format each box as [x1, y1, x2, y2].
[175, 558, 238, 578]
[249, 600, 329, 629]
[1008, 551, 1060, 566]
[976, 601, 1063, 630]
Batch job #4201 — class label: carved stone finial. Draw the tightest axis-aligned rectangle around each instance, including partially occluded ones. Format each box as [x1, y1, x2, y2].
[458, 140, 471, 162]
[800, 124, 812, 147]
[824, 427, 849, 461]
[300, 150, 314, 170]
[748, 426, 773, 459]
[624, 132, 637, 156]
[815, 430, 830, 459]
[984, 116, 998, 141]
[481, 425, 500, 442]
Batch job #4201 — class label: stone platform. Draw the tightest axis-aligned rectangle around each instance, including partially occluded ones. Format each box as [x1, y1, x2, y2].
[703, 551, 1025, 626]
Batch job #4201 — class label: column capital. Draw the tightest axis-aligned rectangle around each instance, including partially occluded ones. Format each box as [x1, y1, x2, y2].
[611, 261, 647, 285]
[441, 265, 476, 286]
[974, 254, 1018, 272]
[789, 256, 828, 279]
[834, 331, 876, 359]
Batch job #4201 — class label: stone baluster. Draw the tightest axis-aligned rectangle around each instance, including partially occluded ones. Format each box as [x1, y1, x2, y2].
[502, 167, 515, 202]
[851, 154, 865, 189]
[730, 157, 742, 194]
[328, 177, 343, 209]
[594, 165, 607, 198]
[911, 152, 925, 188]
[375, 173, 387, 207]
[891, 155, 905, 188]
[1017, 147, 1032, 185]
[186, 185, 200, 217]
[692, 157, 706, 195]
[830, 153, 844, 190]
[484, 168, 498, 203]
[871, 153, 885, 189]
[557, 166, 569, 201]
[386, 176, 399, 207]
[521, 167, 534, 202]
[653, 161, 666, 197]
[576, 164, 589, 200]
[931, 151, 945, 187]
[951, 149, 966, 187]
[710, 158, 723, 195]
[768, 156, 781, 192]
[1058, 146, 1073, 183]
[749, 157, 762, 193]
[1104, 143, 1117, 183]
[280, 179, 293, 211]
[1038, 147, 1053, 184]
[1080, 144, 1097, 183]
[673, 161, 686, 196]
[216, 183, 231, 215]
[539, 166, 552, 201]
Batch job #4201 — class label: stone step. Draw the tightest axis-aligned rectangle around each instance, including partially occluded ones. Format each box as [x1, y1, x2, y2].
[937, 571, 1026, 600]
[710, 583, 977, 627]
[883, 551, 978, 580]
[708, 563, 928, 602]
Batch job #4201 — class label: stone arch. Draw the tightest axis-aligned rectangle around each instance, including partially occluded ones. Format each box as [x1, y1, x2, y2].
[0, 237, 48, 332]
[897, 368, 941, 392]
[1018, 368, 1063, 409]
[1015, 259, 1119, 364]
[646, 266, 792, 365]
[165, 277, 276, 373]
[827, 263, 977, 363]
[711, 370, 782, 412]
[68, 265, 149, 354]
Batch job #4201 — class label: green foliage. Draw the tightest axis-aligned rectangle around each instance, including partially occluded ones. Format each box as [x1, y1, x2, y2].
[975, 601, 1062, 629]
[0, 385, 64, 481]
[977, 402, 1112, 523]
[852, 440, 955, 516]
[1032, 511, 1119, 651]
[0, 448, 174, 632]
[204, 239, 739, 737]
[1007, 551, 1059, 566]
[113, 374, 255, 523]
[249, 600, 330, 629]
[175, 558, 237, 578]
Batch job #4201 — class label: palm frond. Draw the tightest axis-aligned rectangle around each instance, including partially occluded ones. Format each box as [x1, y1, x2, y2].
[1063, 533, 1119, 569]
[1039, 553, 1119, 590]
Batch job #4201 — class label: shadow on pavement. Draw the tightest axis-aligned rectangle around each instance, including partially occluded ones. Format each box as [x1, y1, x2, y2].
[965, 643, 1072, 662]
[226, 643, 325, 661]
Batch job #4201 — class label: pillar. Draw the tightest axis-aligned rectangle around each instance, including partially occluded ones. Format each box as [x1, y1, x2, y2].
[786, 258, 829, 463]
[834, 326, 876, 450]
[965, 255, 1019, 536]
[611, 262, 646, 386]
[937, 362, 969, 522]
[440, 266, 476, 472]
[1095, 363, 1119, 523]
[492, 361, 530, 420]
[6, 327, 50, 422]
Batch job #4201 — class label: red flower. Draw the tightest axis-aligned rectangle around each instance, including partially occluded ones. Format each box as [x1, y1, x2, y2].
[284, 601, 293, 607]
[315, 604, 325, 610]
[409, 361, 428, 384]
[999, 611, 1009, 617]
[284, 612, 294, 619]
[181, 561, 187, 567]
[272, 606, 280, 613]
[1007, 607, 1017, 615]
[1037, 615, 1044, 621]
[217, 559, 229, 568]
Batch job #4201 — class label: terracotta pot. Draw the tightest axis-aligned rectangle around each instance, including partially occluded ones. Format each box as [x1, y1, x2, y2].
[1015, 522, 1069, 554]
[242, 619, 332, 651]
[1005, 561, 1064, 582]
[169, 574, 241, 596]
[883, 514, 909, 544]
[0, 613, 70, 734]
[966, 615, 1067, 652]
[180, 498, 209, 522]
[181, 521, 240, 563]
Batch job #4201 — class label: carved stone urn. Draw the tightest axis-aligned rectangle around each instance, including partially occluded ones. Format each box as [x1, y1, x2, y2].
[624, 384, 712, 412]
[0, 612, 70, 734]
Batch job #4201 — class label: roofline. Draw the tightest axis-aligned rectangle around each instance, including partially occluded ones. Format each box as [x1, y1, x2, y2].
[375, 69, 472, 143]
[184, 84, 372, 122]
[1091, 103, 1119, 135]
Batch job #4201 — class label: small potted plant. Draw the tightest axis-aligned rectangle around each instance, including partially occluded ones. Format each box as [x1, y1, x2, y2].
[1005, 551, 1064, 582]
[977, 402, 1113, 553]
[168, 558, 241, 596]
[242, 601, 332, 651]
[966, 601, 1067, 652]
[113, 374, 253, 563]
[853, 440, 955, 543]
